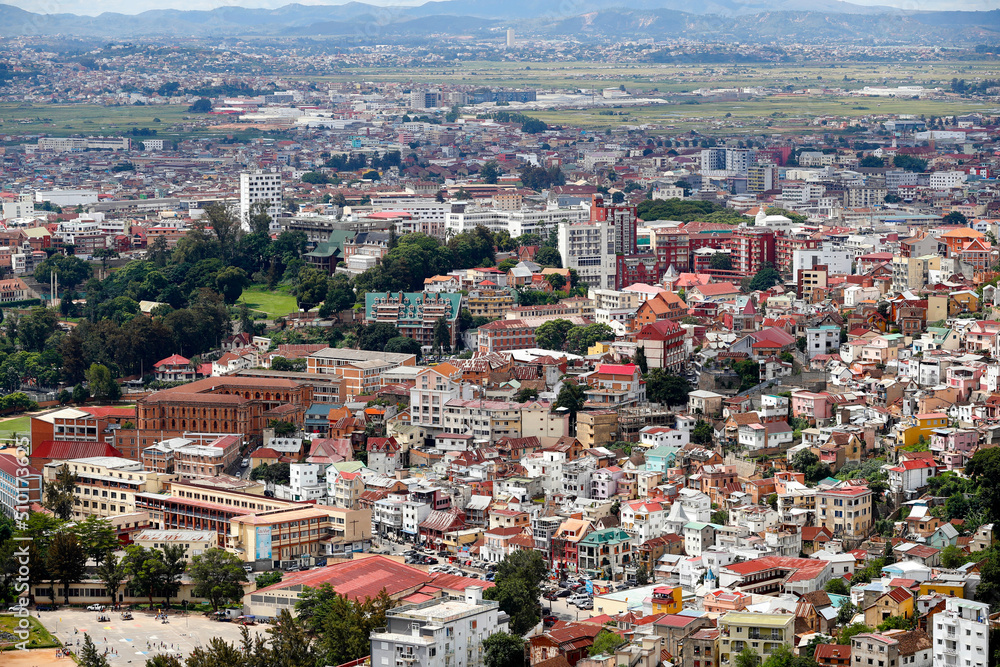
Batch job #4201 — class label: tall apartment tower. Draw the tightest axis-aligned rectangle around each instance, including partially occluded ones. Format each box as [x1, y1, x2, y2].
[506, 28, 515, 47]
[590, 193, 638, 256]
[239, 170, 282, 231]
[932, 598, 989, 667]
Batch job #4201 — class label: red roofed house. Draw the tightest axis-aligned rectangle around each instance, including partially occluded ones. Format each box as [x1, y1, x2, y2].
[584, 363, 645, 407]
[244, 555, 435, 617]
[154, 354, 195, 382]
[718, 556, 832, 596]
[885, 458, 937, 496]
[815, 644, 851, 667]
[366, 437, 401, 475]
[529, 621, 605, 666]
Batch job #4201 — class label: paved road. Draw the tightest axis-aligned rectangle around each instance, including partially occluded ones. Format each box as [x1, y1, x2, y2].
[40, 608, 271, 664]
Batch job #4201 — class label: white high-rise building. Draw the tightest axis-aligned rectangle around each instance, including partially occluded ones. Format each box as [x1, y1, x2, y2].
[558, 219, 616, 289]
[506, 28, 515, 47]
[932, 598, 989, 667]
[239, 170, 282, 231]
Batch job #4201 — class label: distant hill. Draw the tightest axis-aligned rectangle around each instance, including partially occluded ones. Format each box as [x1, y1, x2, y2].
[0, 0, 999, 43]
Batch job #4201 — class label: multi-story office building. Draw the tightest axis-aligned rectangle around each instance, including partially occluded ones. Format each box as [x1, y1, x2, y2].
[932, 598, 989, 667]
[558, 219, 616, 289]
[590, 194, 638, 255]
[43, 457, 171, 520]
[370, 588, 507, 667]
[239, 170, 282, 230]
[229, 505, 371, 567]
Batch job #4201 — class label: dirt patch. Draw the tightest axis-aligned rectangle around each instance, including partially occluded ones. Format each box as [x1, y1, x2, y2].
[2, 648, 72, 667]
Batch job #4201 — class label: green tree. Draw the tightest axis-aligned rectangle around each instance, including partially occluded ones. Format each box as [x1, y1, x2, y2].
[46, 530, 87, 604]
[43, 463, 78, 520]
[124, 545, 167, 608]
[589, 629, 626, 656]
[534, 247, 562, 267]
[483, 550, 547, 636]
[85, 363, 121, 402]
[481, 161, 501, 185]
[359, 323, 401, 351]
[189, 547, 249, 612]
[633, 347, 648, 374]
[256, 570, 283, 590]
[691, 420, 713, 444]
[295, 266, 329, 311]
[967, 448, 1000, 523]
[34, 254, 93, 289]
[72, 382, 90, 404]
[975, 545, 1000, 611]
[645, 369, 691, 406]
[825, 578, 849, 595]
[941, 544, 971, 569]
[859, 155, 884, 167]
[735, 646, 761, 667]
[215, 266, 249, 304]
[710, 510, 728, 525]
[80, 633, 110, 667]
[733, 358, 761, 391]
[72, 515, 118, 563]
[19, 307, 59, 353]
[943, 211, 968, 225]
[748, 267, 781, 292]
[483, 631, 525, 667]
[145, 656, 182, 667]
[161, 543, 187, 608]
[98, 551, 126, 605]
[432, 317, 452, 354]
[636, 563, 650, 585]
[838, 622, 870, 645]
[553, 381, 586, 428]
[546, 273, 567, 291]
[535, 319, 574, 351]
[836, 601, 858, 625]
[710, 253, 733, 270]
[514, 388, 539, 402]
[384, 336, 422, 360]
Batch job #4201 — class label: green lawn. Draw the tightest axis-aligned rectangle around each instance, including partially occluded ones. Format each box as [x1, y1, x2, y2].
[239, 288, 298, 319]
[0, 416, 31, 443]
[0, 614, 61, 650]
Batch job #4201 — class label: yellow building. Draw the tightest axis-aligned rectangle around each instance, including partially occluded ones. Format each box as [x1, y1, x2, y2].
[588, 341, 612, 356]
[466, 288, 516, 320]
[864, 587, 914, 626]
[718, 611, 795, 665]
[918, 580, 967, 599]
[899, 412, 949, 447]
[651, 586, 682, 614]
[815, 486, 873, 540]
[228, 505, 371, 565]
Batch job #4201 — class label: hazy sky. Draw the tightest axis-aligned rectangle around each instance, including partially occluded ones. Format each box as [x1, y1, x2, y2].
[7, 0, 1000, 16]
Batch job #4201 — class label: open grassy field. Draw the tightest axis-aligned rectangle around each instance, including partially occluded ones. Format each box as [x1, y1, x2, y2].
[3, 59, 1000, 142]
[0, 416, 31, 443]
[239, 287, 298, 319]
[0, 614, 61, 651]
[0, 103, 267, 142]
[313, 60, 1000, 93]
[528, 95, 1000, 136]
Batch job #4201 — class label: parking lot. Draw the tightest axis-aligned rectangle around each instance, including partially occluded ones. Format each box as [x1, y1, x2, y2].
[37, 608, 270, 663]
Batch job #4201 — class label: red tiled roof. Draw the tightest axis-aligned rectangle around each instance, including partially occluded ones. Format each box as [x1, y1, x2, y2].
[31, 440, 123, 460]
[255, 555, 429, 600]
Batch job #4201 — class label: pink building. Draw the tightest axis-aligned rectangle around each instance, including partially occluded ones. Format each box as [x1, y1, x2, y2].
[946, 365, 982, 401]
[930, 428, 979, 470]
[791, 391, 832, 421]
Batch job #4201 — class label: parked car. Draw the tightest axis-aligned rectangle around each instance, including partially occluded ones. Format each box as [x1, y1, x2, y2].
[543, 591, 558, 601]
[543, 615, 558, 627]
[556, 589, 572, 598]
[87, 604, 105, 612]
[576, 599, 593, 610]
[568, 594, 591, 608]
[423, 557, 438, 565]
